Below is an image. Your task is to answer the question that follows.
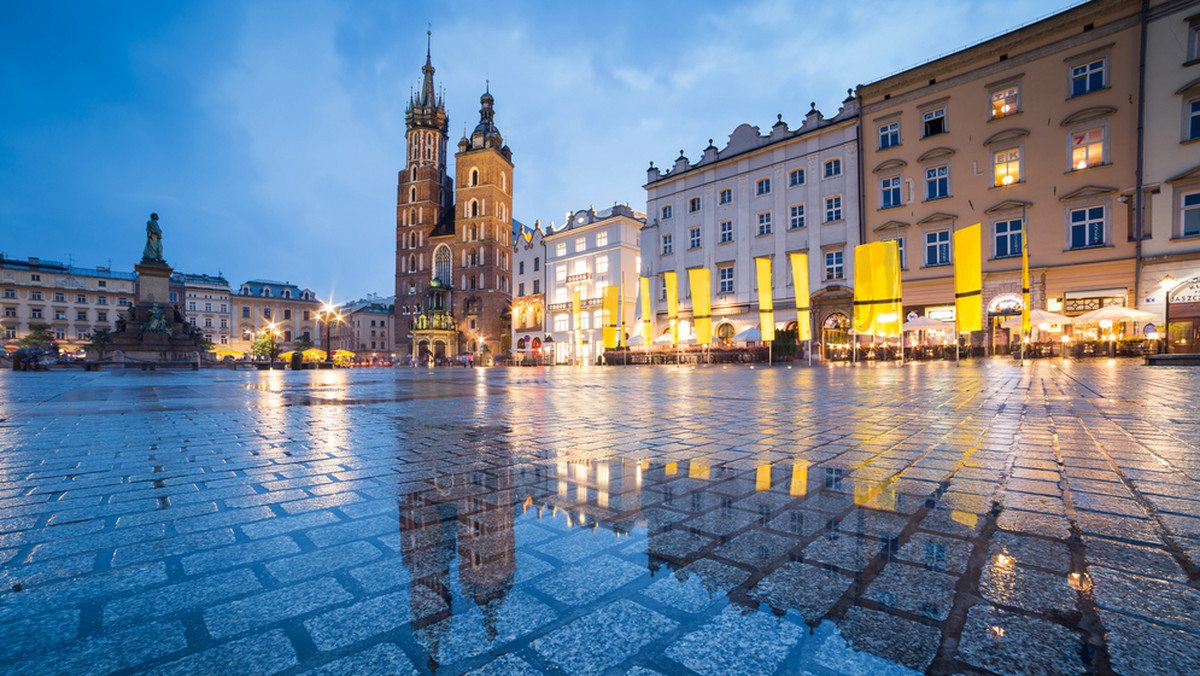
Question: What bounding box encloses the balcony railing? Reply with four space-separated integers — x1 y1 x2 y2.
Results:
547 297 603 311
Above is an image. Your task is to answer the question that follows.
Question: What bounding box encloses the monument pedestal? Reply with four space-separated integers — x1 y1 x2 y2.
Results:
106 260 205 362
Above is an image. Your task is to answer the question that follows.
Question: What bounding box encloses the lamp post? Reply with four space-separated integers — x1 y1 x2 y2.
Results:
319 303 339 366
1160 275 1176 354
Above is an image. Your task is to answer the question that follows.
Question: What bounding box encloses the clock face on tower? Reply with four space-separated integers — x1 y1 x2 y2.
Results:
577 215 586 224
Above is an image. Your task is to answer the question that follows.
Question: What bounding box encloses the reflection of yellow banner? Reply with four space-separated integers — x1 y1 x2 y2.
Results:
665 271 679 343
954 224 983 333
755 257 775 341
790 462 808 497
1021 236 1031 334
572 290 582 351
756 463 771 491
602 285 619 348
688 460 710 480
639 276 652 345
688 268 711 345
853 241 902 336
789 252 811 341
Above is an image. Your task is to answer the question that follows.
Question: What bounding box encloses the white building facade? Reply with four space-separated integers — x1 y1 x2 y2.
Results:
511 223 547 361
177 273 232 346
641 100 861 355
545 205 645 364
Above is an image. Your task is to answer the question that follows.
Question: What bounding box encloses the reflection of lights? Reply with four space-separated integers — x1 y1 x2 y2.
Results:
574 463 587 482
995 553 1012 567
523 496 533 513
1099 319 1113 329
597 462 609 487
557 461 567 477
988 625 1006 639
557 480 567 496
665 462 678 476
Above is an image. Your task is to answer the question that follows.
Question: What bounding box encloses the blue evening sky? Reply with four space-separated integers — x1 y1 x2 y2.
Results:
1 0 1083 302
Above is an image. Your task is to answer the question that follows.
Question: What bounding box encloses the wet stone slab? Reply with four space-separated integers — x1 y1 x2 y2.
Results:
0 362 1197 674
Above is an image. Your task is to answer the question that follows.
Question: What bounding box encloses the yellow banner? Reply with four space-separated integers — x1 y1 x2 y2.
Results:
639 276 652 345
853 241 902 336
755 257 775 342
1021 235 1031 334
572 290 582 352
789 252 811 341
954 224 983 333
688 268 711 345
602 285 619 349
664 271 679 343
618 282 625 347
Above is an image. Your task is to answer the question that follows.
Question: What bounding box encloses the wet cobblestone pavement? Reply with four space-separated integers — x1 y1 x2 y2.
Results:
1 361 1198 675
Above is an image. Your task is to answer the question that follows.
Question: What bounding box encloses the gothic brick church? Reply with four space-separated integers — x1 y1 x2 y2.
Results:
395 37 513 363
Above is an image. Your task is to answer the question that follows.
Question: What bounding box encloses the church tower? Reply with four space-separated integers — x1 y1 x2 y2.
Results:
448 86 514 359
395 33 453 347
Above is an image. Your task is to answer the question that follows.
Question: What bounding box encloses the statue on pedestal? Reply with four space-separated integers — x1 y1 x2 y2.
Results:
143 213 164 263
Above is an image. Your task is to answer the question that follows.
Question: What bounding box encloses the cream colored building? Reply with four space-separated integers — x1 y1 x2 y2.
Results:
858 0 1143 352
231 280 321 353
176 273 232 346
337 295 396 361
1 255 135 353
1140 0 1200 352
511 223 547 361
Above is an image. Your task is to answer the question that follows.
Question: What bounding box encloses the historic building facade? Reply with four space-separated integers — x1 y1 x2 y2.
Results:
175 273 232 346
857 0 1144 352
545 205 645 364
230 280 320 353
394 41 514 363
642 102 860 357
336 295 396 361
512 223 546 361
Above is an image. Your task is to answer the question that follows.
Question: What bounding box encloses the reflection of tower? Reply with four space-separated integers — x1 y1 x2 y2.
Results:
457 465 516 642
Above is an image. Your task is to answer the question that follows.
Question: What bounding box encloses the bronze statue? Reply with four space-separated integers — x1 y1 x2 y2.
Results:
138 303 171 339
143 213 164 263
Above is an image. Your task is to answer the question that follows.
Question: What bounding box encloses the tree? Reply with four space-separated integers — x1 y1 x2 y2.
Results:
86 329 112 359
292 333 314 351
18 324 54 350
251 332 278 359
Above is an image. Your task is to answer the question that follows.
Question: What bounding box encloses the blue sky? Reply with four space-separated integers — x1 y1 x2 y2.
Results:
1 0 1082 302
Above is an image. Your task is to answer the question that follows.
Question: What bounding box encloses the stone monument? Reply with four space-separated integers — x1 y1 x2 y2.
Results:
106 213 207 362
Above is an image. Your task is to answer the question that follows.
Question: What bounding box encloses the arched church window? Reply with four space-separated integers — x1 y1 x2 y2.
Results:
470 200 479 218
410 187 416 203
411 167 417 181
434 245 452 286
471 169 479 186
409 254 416 273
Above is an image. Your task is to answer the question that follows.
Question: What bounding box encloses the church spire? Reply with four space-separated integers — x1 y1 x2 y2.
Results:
405 30 448 134
420 30 435 107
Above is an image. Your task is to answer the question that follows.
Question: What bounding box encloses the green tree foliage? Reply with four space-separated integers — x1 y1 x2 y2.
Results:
251 332 278 358
86 328 113 358
292 333 314 351
18 324 54 350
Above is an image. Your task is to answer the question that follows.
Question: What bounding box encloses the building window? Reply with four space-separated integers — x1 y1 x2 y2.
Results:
991 86 1019 118
575 237 586 253
188 301 196 311
1190 19 1200 61
689 227 701 249
925 230 951 266
1070 128 1104 170
263 307 271 319
120 297 130 307
534 257 540 271
31 291 42 301
718 266 734 294
596 255 609 274
922 109 946 137
556 265 566 282
756 178 771 195
98 280 106 287
662 205 673 220
54 292 65 302
994 148 1021 186
994 219 1023 258
30 273 41 281
435 245 452 285
662 234 673 255
76 294 87 303
689 196 701 213
824 159 841 178
242 306 250 318
283 309 292 320
97 311 107 322
31 308 42 319
77 331 87 340
881 176 902 209
789 169 805 186
1183 191 1200 237
596 232 608 247
54 310 66 320
757 212 772 236
719 220 733 243
554 314 569 332
5 307 16 317
76 310 87 321
890 237 907 270
878 122 899 149
556 242 566 256
205 302 212 312
533 279 540 294
55 329 65 340
518 260 525 275
824 196 842 223
1069 206 1105 249
1187 98 1200 141
1071 59 1105 97
2 289 14 298
925 166 949 200
789 204 805 230
719 188 732 204
824 251 844 280
518 282 525 297
96 296 106 305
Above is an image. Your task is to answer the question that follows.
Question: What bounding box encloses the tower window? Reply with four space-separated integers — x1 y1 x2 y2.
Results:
471 168 479 186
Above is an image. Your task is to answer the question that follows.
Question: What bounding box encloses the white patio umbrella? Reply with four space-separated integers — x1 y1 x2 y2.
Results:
626 334 646 346
1000 309 1074 329
1071 305 1158 324
651 332 675 345
732 326 762 343
902 316 951 331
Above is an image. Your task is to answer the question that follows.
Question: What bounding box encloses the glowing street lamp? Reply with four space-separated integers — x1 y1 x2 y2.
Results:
318 302 340 365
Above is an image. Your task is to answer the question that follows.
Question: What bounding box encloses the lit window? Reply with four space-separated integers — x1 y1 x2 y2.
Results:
556 242 566 256
925 166 949 200
689 196 701 212
1069 206 1105 249
1183 192 1200 237
789 169 805 186
556 265 566 282
1071 59 1105 97
879 122 899 149
881 176 902 208
824 159 841 178
824 251 844 280
922 109 946 137
719 220 733 243
1070 128 1104 170
991 86 1019 118
718 266 734 294
757 212 772 236
756 178 771 195
575 237 586 252
994 219 1023 258
596 256 609 274
689 227 701 249
789 204 805 229
824 196 842 222
662 205 673 220
662 233 673 255
719 188 732 204
554 314 569 331
994 148 1021 186
925 230 951 266
596 231 608 246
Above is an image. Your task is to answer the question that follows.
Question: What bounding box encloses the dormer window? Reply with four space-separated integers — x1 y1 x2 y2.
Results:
260 288 270 297
241 287 250 295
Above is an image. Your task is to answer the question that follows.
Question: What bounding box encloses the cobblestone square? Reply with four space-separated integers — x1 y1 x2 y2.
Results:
1 361 1198 675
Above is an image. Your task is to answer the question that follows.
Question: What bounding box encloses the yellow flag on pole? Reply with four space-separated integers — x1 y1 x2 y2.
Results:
853 241 902 336
954 224 983 333
789 253 811 341
618 282 625 347
664 271 679 343
1021 233 1031 334
571 290 582 356
639 276 652 345
602 285 619 349
755 257 775 342
688 268 712 345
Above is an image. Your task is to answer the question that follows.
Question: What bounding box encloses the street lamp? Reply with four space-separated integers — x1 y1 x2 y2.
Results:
318 303 340 365
263 321 280 362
